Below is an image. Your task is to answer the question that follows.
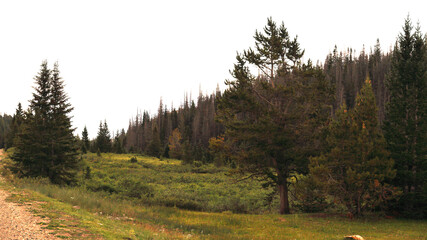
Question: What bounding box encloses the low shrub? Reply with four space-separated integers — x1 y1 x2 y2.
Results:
130 156 138 163
118 178 154 199
289 174 331 213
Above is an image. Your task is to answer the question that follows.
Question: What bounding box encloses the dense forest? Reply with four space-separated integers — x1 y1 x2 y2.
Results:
1 17 425 218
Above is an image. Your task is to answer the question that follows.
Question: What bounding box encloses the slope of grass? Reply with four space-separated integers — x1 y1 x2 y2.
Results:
81 153 276 214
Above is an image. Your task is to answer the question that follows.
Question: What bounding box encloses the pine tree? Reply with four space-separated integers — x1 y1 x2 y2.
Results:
383 17 427 218
81 126 89 153
218 18 332 214
311 78 395 216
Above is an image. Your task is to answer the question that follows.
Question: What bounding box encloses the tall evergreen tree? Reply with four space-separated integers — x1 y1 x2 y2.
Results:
11 61 80 184
218 18 333 214
113 130 123 154
81 126 90 153
13 61 52 177
96 120 111 152
311 79 395 216
0 113 13 149
47 62 80 184
147 125 161 158
384 17 427 218
5 103 24 149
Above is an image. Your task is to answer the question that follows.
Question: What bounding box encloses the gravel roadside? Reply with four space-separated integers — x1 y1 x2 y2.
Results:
0 149 58 240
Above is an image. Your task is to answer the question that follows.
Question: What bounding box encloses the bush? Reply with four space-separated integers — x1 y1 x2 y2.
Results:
156 196 203 211
193 161 202 168
118 178 154 199
85 166 91 180
86 178 118 194
290 174 331 213
130 156 138 163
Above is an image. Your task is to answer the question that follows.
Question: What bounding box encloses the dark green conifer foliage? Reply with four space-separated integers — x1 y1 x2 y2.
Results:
113 130 123 154
13 61 52 178
96 120 111 152
81 126 89 153
218 18 333 214
147 125 161 158
311 79 395 216
5 103 24 149
0 113 13 149
384 17 427 218
48 62 79 184
11 61 80 184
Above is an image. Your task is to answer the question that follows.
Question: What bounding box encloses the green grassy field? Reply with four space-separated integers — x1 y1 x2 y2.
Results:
81 153 275 213
1 151 426 239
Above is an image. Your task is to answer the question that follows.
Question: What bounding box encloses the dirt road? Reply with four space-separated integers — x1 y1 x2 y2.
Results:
0 149 57 240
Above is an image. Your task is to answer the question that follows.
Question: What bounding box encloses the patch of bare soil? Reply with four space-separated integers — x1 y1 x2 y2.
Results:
0 189 58 239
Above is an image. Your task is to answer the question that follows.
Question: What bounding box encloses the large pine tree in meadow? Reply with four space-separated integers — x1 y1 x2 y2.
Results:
12 61 80 184
384 17 427 218
218 18 333 214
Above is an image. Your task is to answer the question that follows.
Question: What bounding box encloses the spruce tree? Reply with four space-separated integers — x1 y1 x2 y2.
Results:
96 120 111 152
48 62 80 184
113 130 123 154
0 114 13 149
311 79 395 216
384 17 427 218
5 103 23 149
81 126 89 153
147 125 161 158
11 61 80 184
13 61 52 177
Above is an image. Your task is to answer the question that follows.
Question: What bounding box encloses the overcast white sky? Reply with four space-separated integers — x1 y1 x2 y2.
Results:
1 0 426 138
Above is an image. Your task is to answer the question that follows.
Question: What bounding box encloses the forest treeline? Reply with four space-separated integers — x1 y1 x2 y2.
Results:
1 17 425 218
86 39 393 164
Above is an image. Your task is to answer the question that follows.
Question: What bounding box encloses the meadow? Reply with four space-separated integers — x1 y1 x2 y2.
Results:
1 152 426 239
81 153 276 213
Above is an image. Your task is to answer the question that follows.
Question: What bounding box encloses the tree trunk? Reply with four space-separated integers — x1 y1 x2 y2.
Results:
278 180 290 214
272 158 290 214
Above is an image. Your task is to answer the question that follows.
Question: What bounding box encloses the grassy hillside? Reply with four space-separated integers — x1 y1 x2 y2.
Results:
1 151 426 239
82 153 276 213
